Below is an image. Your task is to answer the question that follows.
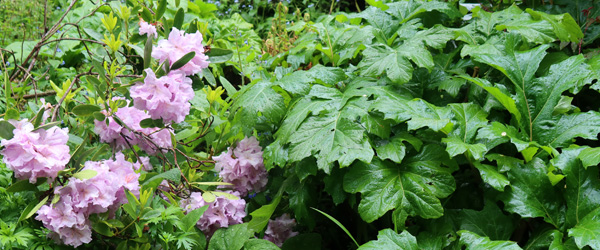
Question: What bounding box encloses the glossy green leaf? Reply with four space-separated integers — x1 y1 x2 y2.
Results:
230 81 286 133
524 229 564 250
343 145 455 224
358 229 418 250
6 179 38 192
472 162 509 191
172 8 184 29
456 200 516 240
207 223 254 250
248 195 281 233
568 207 600 250
170 51 196 71
458 231 521 250
71 104 101 116
243 239 280 250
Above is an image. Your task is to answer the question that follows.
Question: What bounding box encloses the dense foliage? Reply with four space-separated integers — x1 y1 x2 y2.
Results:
2 0 600 249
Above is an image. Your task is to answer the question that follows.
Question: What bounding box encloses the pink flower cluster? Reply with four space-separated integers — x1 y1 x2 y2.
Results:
36 153 142 247
1 120 70 183
139 20 157 38
130 70 194 123
264 214 299 247
213 136 268 196
152 28 210 76
180 191 246 236
94 104 172 155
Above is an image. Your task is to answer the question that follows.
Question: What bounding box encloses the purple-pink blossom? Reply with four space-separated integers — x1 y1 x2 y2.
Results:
0 119 70 183
94 104 172 155
213 136 267 196
36 152 142 247
151 27 209 76
264 214 299 247
139 20 158 38
180 191 246 236
130 69 194 123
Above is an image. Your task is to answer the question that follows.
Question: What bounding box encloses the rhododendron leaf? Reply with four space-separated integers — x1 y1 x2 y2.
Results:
181 205 209 232
5 108 19 120
6 179 38 193
143 168 182 189
73 169 98 180
23 196 48 221
208 223 254 250
173 8 185 29
32 107 45 128
248 195 281 233
0 120 15 139
244 239 280 250
92 221 114 237
206 48 234 64
140 118 165 128
92 111 105 121
458 231 521 250
170 51 196 71
72 104 101 116
155 0 167 21
143 36 153 69
358 229 418 250
343 145 455 224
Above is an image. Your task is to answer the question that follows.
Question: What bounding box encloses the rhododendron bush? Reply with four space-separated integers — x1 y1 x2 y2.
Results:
2 0 600 249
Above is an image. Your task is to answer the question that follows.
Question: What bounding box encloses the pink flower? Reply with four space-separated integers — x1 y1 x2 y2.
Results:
93 104 173 155
180 191 246 236
130 69 194 123
139 20 158 38
152 27 209 76
264 214 299 247
35 152 143 247
213 136 268 196
1 119 70 183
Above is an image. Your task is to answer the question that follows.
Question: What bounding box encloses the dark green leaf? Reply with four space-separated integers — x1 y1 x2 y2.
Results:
568 207 600 249
181 205 209 232
155 0 167 20
24 196 48 221
172 8 184 29
244 239 280 250
343 146 455 224
5 108 19 120
32 107 45 128
144 36 153 69
472 162 509 191
72 104 101 116
281 233 322 250
206 48 233 64
6 179 38 192
455 200 516 240
170 51 196 71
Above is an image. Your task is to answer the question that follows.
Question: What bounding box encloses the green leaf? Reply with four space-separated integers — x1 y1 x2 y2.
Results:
472 162 509 191
143 168 181 190
386 1 461 23
6 179 38 192
375 136 406 164
343 146 455 224
230 81 286 132
312 207 359 247
181 205 208 232
458 231 521 250
139 118 165 128
524 229 564 250
71 104 101 116
5 108 20 120
248 195 281 233
32 107 46 128
536 111 600 148
568 207 600 250
170 51 196 71
243 239 280 250
525 9 583 43
358 229 418 250
24 196 48 221
172 8 184 29
0 118 16 139
443 137 487 160
371 98 453 133
144 36 153 69
553 148 600 229
206 48 234 64
579 147 600 168
499 158 565 228
207 223 254 250
155 0 167 20
461 76 521 124
72 169 98 180
455 200 516 240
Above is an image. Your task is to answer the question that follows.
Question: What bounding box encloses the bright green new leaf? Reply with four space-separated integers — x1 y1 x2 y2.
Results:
73 169 98 180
